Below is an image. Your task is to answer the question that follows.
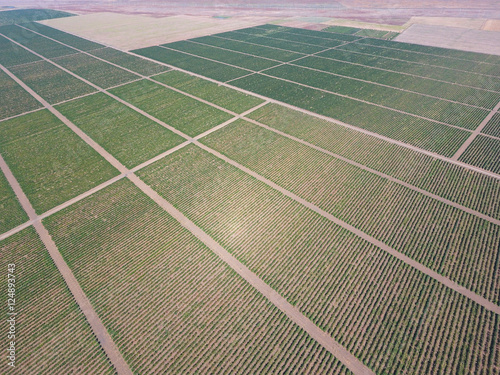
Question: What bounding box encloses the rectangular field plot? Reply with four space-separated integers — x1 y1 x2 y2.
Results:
201 119 500 303
323 25 361 34
132 46 250 82
138 144 499 375
0 169 28 233
293 55 500 110
0 227 116 374
247 103 500 220
110 80 233 137
318 47 500 92
20 22 104 51
51 52 139 89
191 35 305 62
229 73 471 156
10 60 96 104
0 35 41 67
263 64 488 129
0 69 42 120
0 24 77 59
56 93 186 168
161 41 279 71
0 110 119 213
459 135 500 174
483 112 500 138
264 25 361 42
43 178 349 375
0 9 73 26
152 70 263 113
89 47 170 76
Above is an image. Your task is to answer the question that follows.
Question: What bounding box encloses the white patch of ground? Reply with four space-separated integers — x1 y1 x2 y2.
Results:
41 13 274 50
404 16 487 29
483 19 500 31
394 24 500 56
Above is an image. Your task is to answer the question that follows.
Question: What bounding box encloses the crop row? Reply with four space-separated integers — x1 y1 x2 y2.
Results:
251 24 360 42
0 69 41 120
0 110 118 213
55 92 186 168
293 55 500 110
0 8 73 26
0 34 41 67
247 103 500 219
20 22 104 51
10 60 97 104
51 52 140 89
0 24 76 59
44 178 350 375
341 41 500 77
201 119 500 303
317 47 500 93
137 144 499 374
0 227 116 374
132 46 250 82
459 135 500 174
152 70 264 114
228 73 470 156
263 63 489 129
0 169 28 233
161 41 279 71
483 112 500 138
109 79 233 137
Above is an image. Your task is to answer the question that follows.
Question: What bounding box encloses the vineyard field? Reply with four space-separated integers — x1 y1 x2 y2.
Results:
109 79 233 136
0 69 42 120
459 135 500 174
265 25 361 42
0 9 73 26
483 113 500 138
51 52 140 89
43 178 351 375
89 47 170 76
0 169 28 233
0 110 118 213
10 60 96 104
229 73 470 156
263 63 488 129
0 24 77 59
137 144 499 374
132 46 251 82
322 25 362 34
55 92 186 168
0 227 116 374
152 70 264 113
0 35 41 67
247 103 500 219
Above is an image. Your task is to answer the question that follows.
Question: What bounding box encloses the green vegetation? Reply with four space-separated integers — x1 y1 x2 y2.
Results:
0 110 119 213
10 60 96 104
0 169 28 233
0 34 40 67
162 40 279 71
0 69 41 120
0 227 116 374
132 46 250 82
138 144 498 374
0 24 76 58
201 119 500 303
152 70 263 113
459 135 500 174
483 113 500 138
44 178 350 375
355 29 394 39
52 52 139 89
322 25 361 34
56 93 186 168
0 9 74 26
89 47 170 76
256 24 361 42
20 22 103 51
110 79 233 137
229 73 470 156
247 103 500 219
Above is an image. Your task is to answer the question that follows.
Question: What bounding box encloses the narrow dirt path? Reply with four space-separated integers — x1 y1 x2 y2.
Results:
452 100 500 160
0 154 133 375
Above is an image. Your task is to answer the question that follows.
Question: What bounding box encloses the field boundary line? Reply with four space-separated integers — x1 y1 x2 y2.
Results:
195 141 500 315
0 150 133 375
127 50 500 181
240 116 500 226
251 25 363 44
0 107 44 123
452 100 500 160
